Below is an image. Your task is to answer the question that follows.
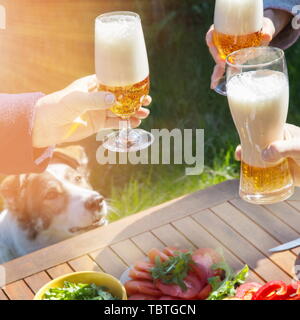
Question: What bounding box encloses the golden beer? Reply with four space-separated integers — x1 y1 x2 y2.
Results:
98 76 150 119
241 160 293 195
213 30 262 60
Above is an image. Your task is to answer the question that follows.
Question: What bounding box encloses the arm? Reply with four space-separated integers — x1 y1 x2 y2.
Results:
264 0 300 49
0 92 53 175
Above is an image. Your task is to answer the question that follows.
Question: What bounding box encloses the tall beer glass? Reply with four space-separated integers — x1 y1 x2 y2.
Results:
95 11 153 152
226 47 294 204
213 0 263 95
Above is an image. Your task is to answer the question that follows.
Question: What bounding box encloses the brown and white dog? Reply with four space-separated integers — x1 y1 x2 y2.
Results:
0 146 108 264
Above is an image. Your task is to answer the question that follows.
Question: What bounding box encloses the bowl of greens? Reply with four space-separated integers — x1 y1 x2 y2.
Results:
34 271 127 300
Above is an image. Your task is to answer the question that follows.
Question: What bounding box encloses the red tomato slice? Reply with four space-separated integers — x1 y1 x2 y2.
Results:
125 280 162 297
159 296 184 300
148 248 169 264
236 282 261 300
134 261 154 272
128 294 158 300
129 268 153 281
155 274 202 299
197 284 212 300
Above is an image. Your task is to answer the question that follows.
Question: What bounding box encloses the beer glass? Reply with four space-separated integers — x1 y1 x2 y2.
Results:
225 47 294 204
95 11 154 152
213 0 263 95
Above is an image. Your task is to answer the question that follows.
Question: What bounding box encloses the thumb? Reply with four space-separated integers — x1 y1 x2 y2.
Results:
262 139 300 163
62 91 116 113
261 17 275 45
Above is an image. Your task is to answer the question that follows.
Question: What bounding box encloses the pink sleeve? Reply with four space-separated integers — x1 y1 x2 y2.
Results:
0 92 53 174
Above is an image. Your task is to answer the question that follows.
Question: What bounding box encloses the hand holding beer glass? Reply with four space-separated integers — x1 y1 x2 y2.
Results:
225 47 294 204
95 11 153 152
212 0 265 94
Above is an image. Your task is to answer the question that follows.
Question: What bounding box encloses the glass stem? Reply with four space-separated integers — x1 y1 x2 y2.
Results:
119 119 131 141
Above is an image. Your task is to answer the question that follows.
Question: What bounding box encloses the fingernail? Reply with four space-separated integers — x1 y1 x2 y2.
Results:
105 93 115 105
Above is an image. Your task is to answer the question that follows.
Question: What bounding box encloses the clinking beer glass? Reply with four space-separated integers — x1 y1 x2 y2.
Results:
225 47 294 204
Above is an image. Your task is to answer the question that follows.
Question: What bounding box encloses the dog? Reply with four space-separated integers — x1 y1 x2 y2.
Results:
0 146 108 264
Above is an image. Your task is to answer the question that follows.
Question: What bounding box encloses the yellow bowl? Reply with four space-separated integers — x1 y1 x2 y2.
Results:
34 271 127 300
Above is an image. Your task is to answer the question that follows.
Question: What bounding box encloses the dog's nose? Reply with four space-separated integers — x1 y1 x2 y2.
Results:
85 195 104 212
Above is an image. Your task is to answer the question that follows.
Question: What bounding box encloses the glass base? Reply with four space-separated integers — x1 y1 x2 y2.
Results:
103 129 154 153
214 76 227 96
240 184 294 205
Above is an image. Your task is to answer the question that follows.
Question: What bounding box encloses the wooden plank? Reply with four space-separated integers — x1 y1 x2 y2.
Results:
173 217 264 284
0 289 8 300
3 280 34 300
193 209 292 283
90 247 127 278
211 202 296 278
24 272 52 294
0 180 238 285
230 199 300 255
152 224 196 250
111 240 145 266
68 255 102 272
132 232 166 253
264 202 300 232
47 263 74 279
287 200 300 212
287 187 300 201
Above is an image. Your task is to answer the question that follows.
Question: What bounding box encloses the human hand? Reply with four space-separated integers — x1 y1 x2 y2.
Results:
206 17 275 89
235 124 300 186
32 75 151 148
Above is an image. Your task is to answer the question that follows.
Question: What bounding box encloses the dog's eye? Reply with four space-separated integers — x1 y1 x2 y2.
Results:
75 176 82 183
45 190 59 200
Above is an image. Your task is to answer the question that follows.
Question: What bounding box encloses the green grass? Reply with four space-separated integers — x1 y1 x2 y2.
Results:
84 0 300 222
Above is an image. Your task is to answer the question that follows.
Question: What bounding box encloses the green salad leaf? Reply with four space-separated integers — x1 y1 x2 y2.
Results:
207 264 249 300
43 281 118 300
150 251 195 291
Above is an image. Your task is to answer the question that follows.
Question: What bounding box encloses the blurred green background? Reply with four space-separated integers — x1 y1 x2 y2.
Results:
86 0 300 221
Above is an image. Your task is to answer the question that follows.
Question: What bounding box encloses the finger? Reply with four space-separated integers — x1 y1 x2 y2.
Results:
235 145 242 161
61 91 116 115
261 17 275 45
262 139 300 164
142 95 152 106
134 107 150 119
206 25 215 47
211 64 225 89
106 107 150 119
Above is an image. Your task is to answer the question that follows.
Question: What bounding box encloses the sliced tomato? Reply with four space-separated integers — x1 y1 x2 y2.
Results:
125 280 162 297
128 294 158 300
129 268 153 281
134 261 154 272
197 283 212 300
193 248 223 264
163 247 189 257
253 281 287 300
148 248 169 264
159 296 184 300
235 282 261 300
155 273 202 299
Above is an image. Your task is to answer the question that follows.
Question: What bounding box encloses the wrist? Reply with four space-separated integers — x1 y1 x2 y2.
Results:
264 9 292 38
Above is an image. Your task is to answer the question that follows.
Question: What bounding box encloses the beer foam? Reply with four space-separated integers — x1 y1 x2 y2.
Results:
95 14 149 86
227 70 288 102
214 0 263 35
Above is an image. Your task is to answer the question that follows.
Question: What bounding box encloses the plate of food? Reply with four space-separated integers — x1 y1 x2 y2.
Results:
120 246 249 300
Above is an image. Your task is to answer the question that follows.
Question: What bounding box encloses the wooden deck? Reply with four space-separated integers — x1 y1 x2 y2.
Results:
1 179 300 300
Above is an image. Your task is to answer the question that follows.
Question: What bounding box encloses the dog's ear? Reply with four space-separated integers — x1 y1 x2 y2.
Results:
0 175 20 203
52 145 88 169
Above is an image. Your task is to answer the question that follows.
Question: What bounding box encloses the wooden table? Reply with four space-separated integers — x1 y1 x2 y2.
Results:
1 179 300 300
